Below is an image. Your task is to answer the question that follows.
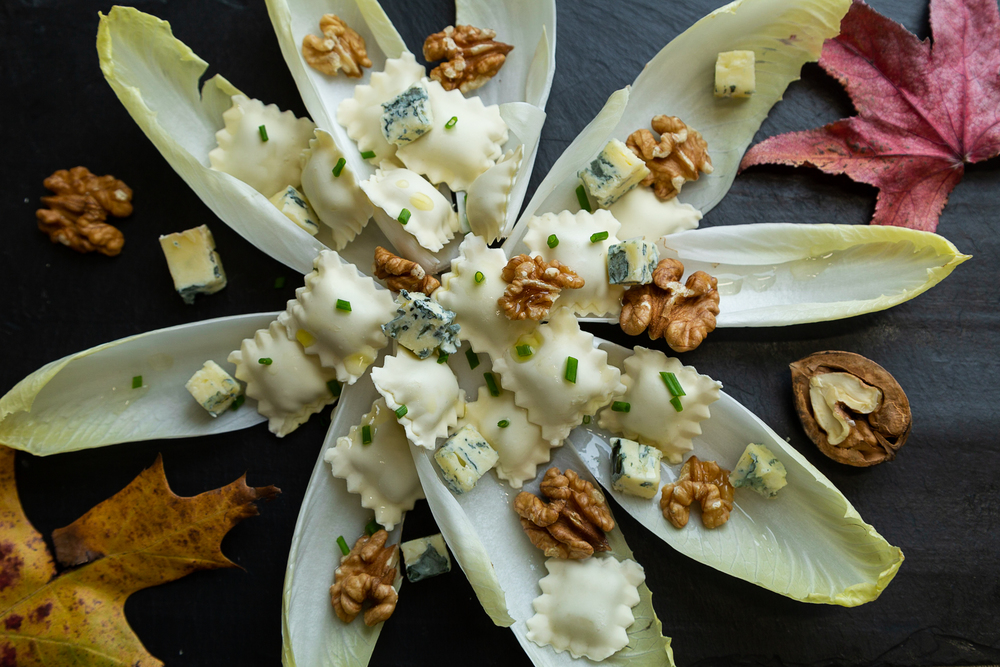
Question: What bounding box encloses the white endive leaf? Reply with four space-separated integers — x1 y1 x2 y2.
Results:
282 372 403 667
0 313 277 456
572 342 904 607
515 0 851 224
498 102 547 238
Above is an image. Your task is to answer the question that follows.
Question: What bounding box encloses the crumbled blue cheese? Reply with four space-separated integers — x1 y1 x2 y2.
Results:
400 533 451 582
714 50 756 98
268 185 320 235
380 82 434 146
610 437 662 499
729 443 787 498
382 290 461 359
158 224 227 304
434 424 499 494
578 139 650 208
185 360 242 417
607 239 659 285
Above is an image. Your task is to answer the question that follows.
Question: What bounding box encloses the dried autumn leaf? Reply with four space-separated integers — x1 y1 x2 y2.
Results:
740 0 1000 231
0 448 278 666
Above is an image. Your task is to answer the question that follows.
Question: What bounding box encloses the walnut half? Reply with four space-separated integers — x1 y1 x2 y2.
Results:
627 115 713 200
373 246 440 295
660 456 734 529
423 25 513 93
499 254 584 321
302 14 372 78
513 468 614 559
330 529 399 626
790 351 911 467
36 166 133 256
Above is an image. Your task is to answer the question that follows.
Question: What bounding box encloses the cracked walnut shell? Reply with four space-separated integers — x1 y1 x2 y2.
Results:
330 529 399 626
619 258 719 352
423 24 514 93
36 166 133 256
627 115 713 200
302 14 372 78
660 456 734 529
513 467 614 559
790 351 911 467
373 246 440 295
499 254 584 321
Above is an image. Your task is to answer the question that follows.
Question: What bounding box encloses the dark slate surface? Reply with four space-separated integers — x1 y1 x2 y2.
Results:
2 0 998 665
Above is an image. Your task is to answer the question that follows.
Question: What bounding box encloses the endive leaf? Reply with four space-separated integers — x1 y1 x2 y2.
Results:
0 313 277 456
516 0 851 224
572 342 904 607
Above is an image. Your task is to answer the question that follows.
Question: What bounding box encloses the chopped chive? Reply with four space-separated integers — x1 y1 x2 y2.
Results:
332 157 346 177
547 234 559 248
360 150 376 159
258 125 269 141
576 184 592 213
327 380 342 397
497 419 510 428
361 424 372 444
230 394 246 411
395 405 408 418
398 208 411 225
474 271 485 284
515 344 533 358
131 375 142 389
336 299 352 312
611 401 631 413
437 352 450 364
670 396 684 412
258 358 273 365
564 356 578 384
590 231 609 243
365 519 382 535
337 535 350 555
484 372 500 397
660 371 686 397
274 276 286 289
445 116 458 129
466 349 480 370
582 415 591 425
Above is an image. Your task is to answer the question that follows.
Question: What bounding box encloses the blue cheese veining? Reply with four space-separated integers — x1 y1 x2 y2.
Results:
400 534 451 582
434 424 499 494
578 139 650 207
607 239 659 285
729 443 787 498
610 437 662 499
380 81 434 146
185 360 242 417
382 290 461 359
158 224 227 304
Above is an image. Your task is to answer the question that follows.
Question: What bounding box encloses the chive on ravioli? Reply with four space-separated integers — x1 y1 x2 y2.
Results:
299 129 373 249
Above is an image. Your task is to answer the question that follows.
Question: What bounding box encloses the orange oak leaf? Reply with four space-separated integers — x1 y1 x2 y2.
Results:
740 0 1000 232
0 447 279 666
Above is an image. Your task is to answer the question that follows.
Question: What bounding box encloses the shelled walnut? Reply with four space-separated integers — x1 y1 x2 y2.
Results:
36 166 133 256
513 467 614 559
302 14 372 77
373 246 440 294
627 115 713 200
330 529 399 626
499 254 584 320
619 258 719 352
790 351 911 467
660 456 734 529
423 25 513 93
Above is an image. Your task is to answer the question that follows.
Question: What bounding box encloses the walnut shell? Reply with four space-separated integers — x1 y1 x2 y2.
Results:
790 351 911 467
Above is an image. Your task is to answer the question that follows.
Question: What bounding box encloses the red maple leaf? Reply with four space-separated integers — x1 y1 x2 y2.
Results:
740 0 1000 232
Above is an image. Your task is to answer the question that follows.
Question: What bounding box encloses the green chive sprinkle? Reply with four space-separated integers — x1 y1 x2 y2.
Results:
611 401 631 413
445 116 458 129
336 299 352 312
131 375 142 389
395 405 408 418
576 184 592 213
258 125 269 142
437 352 450 364
582 415 591 425
466 349 480 370
474 271 485 284
327 380 342 397
332 157 346 177
337 536 350 555
230 394 246 411
660 371 686 397
565 356 578 384
365 519 381 536
361 424 372 445
361 150 376 159
547 234 559 248
670 396 684 412
484 372 500 397
258 358 273 365
498 419 510 428
590 231 609 243
274 276 286 289
398 208 411 225
515 344 533 358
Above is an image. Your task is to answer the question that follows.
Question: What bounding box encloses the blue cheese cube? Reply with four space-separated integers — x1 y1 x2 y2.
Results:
610 437 662 499
269 185 320 236
382 290 461 359
158 225 227 304
434 424 499 494
729 443 787 498
714 50 756 98
400 533 451 582
185 360 242 417
381 82 434 146
607 239 659 285
578 139 651 208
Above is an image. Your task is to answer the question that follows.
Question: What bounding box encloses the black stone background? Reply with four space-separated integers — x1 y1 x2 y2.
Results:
1 0 998 665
